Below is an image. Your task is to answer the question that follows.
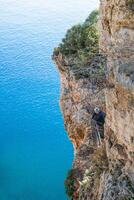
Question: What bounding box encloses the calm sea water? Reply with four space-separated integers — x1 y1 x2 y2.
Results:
0 0 99 199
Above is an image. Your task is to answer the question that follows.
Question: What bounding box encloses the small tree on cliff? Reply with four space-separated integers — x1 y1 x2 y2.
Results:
59 24 84 55
58 9 99 63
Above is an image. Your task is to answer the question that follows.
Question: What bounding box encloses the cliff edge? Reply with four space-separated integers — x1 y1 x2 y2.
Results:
53 1 134 199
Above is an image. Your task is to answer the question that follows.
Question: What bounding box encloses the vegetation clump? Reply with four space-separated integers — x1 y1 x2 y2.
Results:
54 10 99 65
64 168 80 199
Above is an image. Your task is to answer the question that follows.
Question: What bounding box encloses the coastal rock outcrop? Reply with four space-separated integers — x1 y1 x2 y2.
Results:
53 53 106 150
53 0 134 199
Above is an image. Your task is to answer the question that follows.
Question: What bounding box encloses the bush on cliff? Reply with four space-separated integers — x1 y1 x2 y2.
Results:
64 169 80 198
57 10 99 64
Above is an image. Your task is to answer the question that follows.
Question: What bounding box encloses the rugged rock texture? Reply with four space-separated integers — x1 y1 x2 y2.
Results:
53 52 107 199
53 0 134 199
99 0 134 199
53 53 106 150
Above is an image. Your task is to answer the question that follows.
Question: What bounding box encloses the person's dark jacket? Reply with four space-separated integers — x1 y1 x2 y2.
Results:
92 111 106 126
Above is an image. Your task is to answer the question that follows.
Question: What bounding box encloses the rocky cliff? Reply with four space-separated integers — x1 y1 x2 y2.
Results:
53 0 134 199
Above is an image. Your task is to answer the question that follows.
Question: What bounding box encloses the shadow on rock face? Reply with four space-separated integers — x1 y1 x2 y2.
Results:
126 0 134 11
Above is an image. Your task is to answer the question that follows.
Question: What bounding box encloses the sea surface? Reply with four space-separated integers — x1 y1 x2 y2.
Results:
0 0 99 199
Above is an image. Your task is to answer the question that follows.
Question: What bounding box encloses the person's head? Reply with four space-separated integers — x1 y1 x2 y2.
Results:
94 107 100 114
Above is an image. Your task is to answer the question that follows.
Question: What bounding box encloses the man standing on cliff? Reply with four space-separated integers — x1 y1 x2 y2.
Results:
92 107 106 140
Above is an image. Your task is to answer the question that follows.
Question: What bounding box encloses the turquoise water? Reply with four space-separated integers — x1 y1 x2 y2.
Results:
0 0 99 199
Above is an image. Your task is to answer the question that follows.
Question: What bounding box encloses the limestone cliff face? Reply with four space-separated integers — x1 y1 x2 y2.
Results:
53 53 107 199
53 54 106 150
53 0 134 199
99 0 134 199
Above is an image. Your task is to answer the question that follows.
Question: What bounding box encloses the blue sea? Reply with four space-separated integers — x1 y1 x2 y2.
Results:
0 0 99 199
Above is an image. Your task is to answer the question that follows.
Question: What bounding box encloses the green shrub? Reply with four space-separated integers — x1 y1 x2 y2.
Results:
64 169 79 198
84 10 99 26
58 10 99 64
59 24 83 56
